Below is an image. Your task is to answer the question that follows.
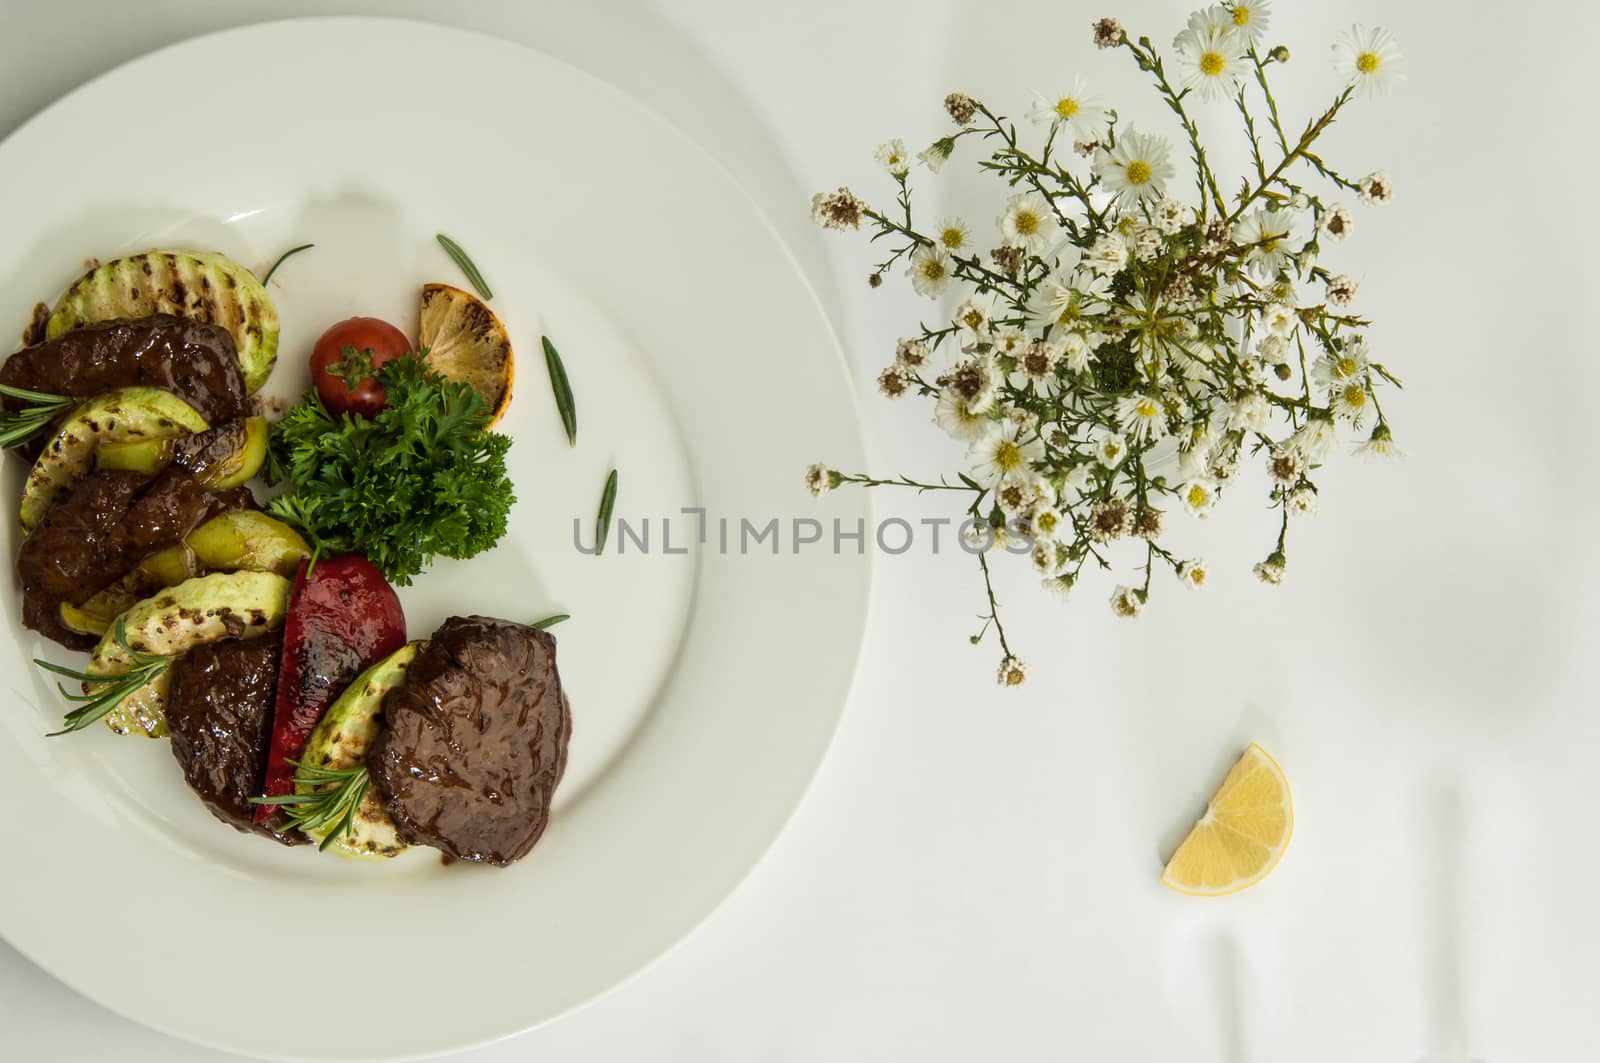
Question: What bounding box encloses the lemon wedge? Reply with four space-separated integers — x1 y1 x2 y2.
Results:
418 283 513 427
1161 743 1293 896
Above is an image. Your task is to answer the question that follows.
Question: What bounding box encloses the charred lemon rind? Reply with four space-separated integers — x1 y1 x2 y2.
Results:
418 282 513 426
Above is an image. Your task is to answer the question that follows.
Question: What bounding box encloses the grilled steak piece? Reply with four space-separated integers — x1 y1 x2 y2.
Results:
367 616 572 866
1 314 247 426
167 632 303 845
16 467 253 649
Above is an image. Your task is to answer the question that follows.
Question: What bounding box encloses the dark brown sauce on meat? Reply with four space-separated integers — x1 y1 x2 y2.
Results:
15 468 252 649
166 633 303 846
367 616 572 867
0 314 247 426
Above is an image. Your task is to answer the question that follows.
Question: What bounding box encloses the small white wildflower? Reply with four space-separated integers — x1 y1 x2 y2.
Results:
1117 392 1169 443
934 387 991 442
811 187 866 231
1154 198 1191 235
953 293 997 342
1227 391 1272 431
1329 380 1373 428
1042 573 1076 599
1086 231 1129 276
1320 203 1355 240
1062 463 1094 494
1003 405 1040 433
804 463 834 497
967 421 1045 487
1094 433 1128 469
1267 447 1303 484
1110 585 1145 618
1060 331 1092 374
1176 558 1209 589
995 473 1049 516
1133 223 1164 262
877 364 910 398
1028 76 1109 142
1286 484 1319 515
1311 337 1370 391
1291 417 1338 460
1092 17 1124 49
1359 170 1393 205
1256 333 1290 366
1030 541 1060 575
918 138 954 173
997 655 1029 687
1174 7 1249 102
1355 422 1403 459
1030 504 1066 542
1253 552 1287 585
895 337 931 370
1234 209 1301 279
1260 301 1298 338
1224 0 1273 46
934 217 971 254
1326 274 1359 307
1094 129 1175 206
999 193 1060 256
1180 478 1219 518
1333 25 1405 98
874 139 911 176
907 246 954 298
1016 338 1061 384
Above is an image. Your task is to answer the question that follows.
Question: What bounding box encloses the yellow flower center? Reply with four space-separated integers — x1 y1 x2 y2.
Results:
1189 567 1207 585
1126 160 1152 185
1055 97 1080 119
1336 356 1357 377
920 258 946 281
1343 384 1367 407
1357 51 1380 74
1003 667 1025 686
1200 51 1226 77
994 440 1023 470
963 309 984 328
1136 398 1159 419
1038 512 1059 534
1187 485 1208 507
940 227 965 249
1231 7 1249 26
1015 210 1039 235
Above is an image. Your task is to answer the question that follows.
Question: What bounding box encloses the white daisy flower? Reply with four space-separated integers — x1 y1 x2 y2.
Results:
1027 269 1106 329
1030 541 1060 576
1174 7 1249 102
1325 275 1358 307
1154 198 1191 235
1291 416 1338 460
953 293 998 342
995 473 1049 516
1223 0 1272 46
1117 392 1169 443
1060 331 1092 374
918 139 954 173
877 364 910 398
967 421 1045 487
1015 339 1061 384
1359 170 1394 205
998 193 1060 255
1320 203 1355 240
874 139 911 176
992 326 1028 359
1286 485 1319 515
1180 479 1219 517
1329 380 1373 427
1311 337 1370 391
1253 553 1286 585
1030 504 1067 542
935 217 972 254
803 463 834 497
1003 405 1040 433
1355 422 1404 459
1227 390 1271 431
1042 573 1076 599
1332 25 1405 98
1256 333 1290 365
1267 447 1303 485
1133 223 1164 262
1110 585 1145 618
1028 76 1110 142
1176 558 1209 589
1086 231 1129 276
934 387 992 442
997 656 1029 687
1094 130 1175 206
907 246 954 298
1233 208 1301 279
1260 301 1298 337
1095 432 1129 469
895 337 931 370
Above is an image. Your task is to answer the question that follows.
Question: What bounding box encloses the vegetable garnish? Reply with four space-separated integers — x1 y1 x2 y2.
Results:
0 381 73 449
530 613 570 630
249 759 369 852
260 242 314 285
33 619 168 736
594 468 619 556
265 355 515 585
435 233 493 300
541 337 577 446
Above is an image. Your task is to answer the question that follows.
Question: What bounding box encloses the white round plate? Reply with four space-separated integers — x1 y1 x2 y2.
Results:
0 18 869 1061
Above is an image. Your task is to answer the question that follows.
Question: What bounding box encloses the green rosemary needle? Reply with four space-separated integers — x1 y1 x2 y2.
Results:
34 619 168 736
249 759 369 851
530 613 570 630
594 468 618 556
541 336 577 446
0 382 74 449
260 242 314 285
435 233 493 300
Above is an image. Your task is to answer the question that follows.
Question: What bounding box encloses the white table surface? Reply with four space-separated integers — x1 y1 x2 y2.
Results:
3 0 1596 1060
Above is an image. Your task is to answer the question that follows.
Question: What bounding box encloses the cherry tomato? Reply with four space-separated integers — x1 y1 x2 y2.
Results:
309 317 412 418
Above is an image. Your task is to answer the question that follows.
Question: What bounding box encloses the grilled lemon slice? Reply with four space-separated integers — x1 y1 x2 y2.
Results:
418 283 512 427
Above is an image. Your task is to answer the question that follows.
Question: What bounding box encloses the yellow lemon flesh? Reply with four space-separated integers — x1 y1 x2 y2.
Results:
1161 743 1293 896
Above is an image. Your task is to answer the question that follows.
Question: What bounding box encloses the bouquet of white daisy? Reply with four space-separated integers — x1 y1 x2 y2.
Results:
807 3 1405 687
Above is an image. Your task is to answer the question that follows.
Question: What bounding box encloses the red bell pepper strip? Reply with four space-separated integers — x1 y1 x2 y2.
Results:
254 553 405 823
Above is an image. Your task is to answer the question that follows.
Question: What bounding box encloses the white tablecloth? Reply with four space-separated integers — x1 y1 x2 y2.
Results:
2 0 1594 1059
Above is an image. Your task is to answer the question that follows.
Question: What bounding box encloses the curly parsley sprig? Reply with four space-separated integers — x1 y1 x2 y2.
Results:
264 354 515 585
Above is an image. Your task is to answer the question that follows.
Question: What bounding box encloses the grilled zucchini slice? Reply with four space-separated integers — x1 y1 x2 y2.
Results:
46 250 279 392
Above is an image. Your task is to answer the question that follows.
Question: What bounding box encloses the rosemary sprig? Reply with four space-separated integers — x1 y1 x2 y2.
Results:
34 618 167 736
541 337 578 446
249 759 369 852
594 468 619 556
260 242 314 285
435 233 494 300
0 382 74 449
531 613 570 630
